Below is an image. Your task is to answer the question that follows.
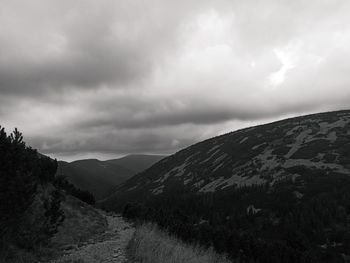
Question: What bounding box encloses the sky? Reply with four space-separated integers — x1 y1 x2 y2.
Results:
1 0 350 161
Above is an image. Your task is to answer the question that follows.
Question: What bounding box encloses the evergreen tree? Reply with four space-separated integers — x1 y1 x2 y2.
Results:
0 126 65 252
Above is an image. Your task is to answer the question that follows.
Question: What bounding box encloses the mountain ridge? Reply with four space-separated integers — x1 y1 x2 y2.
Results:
105 154 166 174
58 154 167 200
100 109 350 262
102 109 350 207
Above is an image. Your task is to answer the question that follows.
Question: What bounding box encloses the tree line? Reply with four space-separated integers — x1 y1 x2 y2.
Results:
0 126 95 260
122 173 350 263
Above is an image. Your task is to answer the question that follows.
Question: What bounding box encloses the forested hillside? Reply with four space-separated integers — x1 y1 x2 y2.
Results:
103 110 350 206
0 126 96 262
102 110 350 263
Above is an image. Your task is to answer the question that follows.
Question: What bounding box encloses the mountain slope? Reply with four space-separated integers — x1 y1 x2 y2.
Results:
106 154 166 174
57 159 134 200
58 155 166 200
102 109 350 207
101 110 350 262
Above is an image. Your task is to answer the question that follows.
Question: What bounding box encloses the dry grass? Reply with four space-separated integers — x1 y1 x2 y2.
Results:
43 195 108 261
128 223 231 263
1 194 107 262
0 242 37 263
51 195 107 247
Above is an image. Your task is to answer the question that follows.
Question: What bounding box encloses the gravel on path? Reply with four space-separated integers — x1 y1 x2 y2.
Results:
50 214 134 263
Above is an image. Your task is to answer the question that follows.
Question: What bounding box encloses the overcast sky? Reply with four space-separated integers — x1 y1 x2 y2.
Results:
1 0 350 161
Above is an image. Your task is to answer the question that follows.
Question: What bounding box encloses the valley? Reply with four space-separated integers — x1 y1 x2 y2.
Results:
2 1 350 262
57 154 166 200
1 109 350 263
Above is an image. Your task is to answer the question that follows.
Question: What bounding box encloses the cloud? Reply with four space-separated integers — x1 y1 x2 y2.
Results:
1 0 350 160
0 0 191 95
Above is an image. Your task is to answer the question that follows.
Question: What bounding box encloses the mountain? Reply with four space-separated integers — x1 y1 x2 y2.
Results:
0 126 133 263
102 110 350 206
106 154 166 174
58 154 166 200
0 127 72 261
101 110 350 262
57 159 134 200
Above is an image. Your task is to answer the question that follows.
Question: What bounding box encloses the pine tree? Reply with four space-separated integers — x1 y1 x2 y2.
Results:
0 127 37 240
0 126 64 251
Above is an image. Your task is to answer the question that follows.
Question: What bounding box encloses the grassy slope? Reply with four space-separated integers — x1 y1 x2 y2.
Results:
128 223 231 263
0 194 107 263
51 195 107 247
37 195 107 262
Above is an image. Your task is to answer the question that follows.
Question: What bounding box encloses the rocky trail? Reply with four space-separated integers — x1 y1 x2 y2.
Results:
50 214 135 263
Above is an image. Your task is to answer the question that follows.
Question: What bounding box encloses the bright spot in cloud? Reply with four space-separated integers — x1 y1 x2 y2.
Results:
184 9 234 50
269 40 304 86
269 46 298 86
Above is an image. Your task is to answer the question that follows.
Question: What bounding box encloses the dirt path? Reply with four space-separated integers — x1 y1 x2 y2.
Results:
50 214 135 263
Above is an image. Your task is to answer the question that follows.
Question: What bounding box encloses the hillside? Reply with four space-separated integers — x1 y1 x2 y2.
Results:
128 223 230 263
103 110 350 206
101 110 350 262
48 198 134 263
0 127 68 262
0 126 137 263
106 154 166 174
58 155 166 200
58 159 134 200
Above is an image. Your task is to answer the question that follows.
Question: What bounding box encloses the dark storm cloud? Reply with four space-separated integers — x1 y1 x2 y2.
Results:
0 0 190 95
76 99 243 129
29 126 198 157
0 45 148 94
75 96 323 131
1 0 350 160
